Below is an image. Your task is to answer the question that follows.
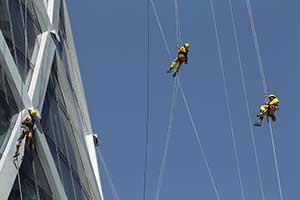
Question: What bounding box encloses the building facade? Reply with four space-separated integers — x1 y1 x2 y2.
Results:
0 0 103 199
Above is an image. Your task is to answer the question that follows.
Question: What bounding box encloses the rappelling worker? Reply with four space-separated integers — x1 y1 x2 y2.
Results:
13 109 38 158
167 43 190 77
254 94 279 127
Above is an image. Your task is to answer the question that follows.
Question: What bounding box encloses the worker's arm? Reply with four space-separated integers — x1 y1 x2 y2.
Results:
20 116 29 128
269 98 279 105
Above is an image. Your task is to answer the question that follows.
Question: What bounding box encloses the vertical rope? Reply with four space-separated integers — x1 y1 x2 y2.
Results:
209 0 246 199
143 0 151 199
150 0 172 58
244 1 283 199
15 0 28 198
32 153 41 200
227 0 265 199
149 1 221 199
174 0 182 46
97 148 120 200
178 80 221 200
244 0 267 94
154 1 182 197
14 159 23 200
154 77 179 200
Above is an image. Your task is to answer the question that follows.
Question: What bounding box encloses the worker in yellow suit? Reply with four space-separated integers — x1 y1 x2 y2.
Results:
167 43 190 77
254 94 279 126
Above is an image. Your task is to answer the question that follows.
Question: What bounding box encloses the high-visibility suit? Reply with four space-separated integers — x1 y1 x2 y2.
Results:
254 96 279 126
167 43 189 77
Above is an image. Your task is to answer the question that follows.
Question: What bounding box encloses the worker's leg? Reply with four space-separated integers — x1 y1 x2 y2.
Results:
254 105 268 126
167 57 179 73
173 62 182 77
13 131 26 158
254 116 264 126
171 57 179 69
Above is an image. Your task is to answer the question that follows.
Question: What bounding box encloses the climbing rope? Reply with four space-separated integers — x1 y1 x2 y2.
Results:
143 0 151 199
150 0 172 58
244 1 284 200
97 147 120 200
15 0 29 198
154 76 179 200
32 148 41 200
209 0 246 199
13 158 23 200
174 0 182 46
150 1 221 199
178 80 221 200
227 0 265 199
154 1 182 199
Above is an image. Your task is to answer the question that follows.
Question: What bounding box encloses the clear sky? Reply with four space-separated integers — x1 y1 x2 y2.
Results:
67 0 300 199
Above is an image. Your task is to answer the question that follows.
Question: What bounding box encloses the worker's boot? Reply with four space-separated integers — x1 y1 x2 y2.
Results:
173 71 178 77
254 117 263 127
166 68 172 73
254 121 262 126
254 116 264 126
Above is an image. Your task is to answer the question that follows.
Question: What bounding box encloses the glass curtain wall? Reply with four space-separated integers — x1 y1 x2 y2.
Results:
8 152 53 200
0 0 42 84
0 64 19 157
41 65 91 200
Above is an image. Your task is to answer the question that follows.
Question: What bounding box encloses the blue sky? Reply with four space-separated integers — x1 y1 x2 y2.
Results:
67 0 300 199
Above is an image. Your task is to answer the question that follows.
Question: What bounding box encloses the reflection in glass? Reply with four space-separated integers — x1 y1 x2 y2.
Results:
0 65 18 155
8 153 53 200
41 66 92 199
0 0 42 82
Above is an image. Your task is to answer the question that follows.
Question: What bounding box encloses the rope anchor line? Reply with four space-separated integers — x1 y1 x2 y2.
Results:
245 0 284 199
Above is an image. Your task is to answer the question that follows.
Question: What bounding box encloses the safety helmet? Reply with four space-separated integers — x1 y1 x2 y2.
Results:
184 43 190 49
30 109 37 117
268 94 276 99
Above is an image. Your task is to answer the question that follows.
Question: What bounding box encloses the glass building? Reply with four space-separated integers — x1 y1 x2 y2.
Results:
0 0 103 199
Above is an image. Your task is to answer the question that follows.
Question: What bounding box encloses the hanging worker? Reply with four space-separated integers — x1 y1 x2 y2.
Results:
167 43 190 77
254 94 279 127
13 109 38 158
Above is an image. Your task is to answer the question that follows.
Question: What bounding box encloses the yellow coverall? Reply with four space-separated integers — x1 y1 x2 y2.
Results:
256 98 279 125
170 46 189 70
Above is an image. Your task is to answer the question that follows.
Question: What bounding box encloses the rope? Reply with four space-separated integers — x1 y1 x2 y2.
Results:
244 1 284 199
15 0 29 198
150 0 172 58
154 77 179 200
32 147 40 200
227 0 265 199
244 0 267 94
178 80 221 200
154 0 182 197
174 0 182 46
97 148 120 200
143 0 151 198
150 1 221 199
209 0 245 199
14 159 24 200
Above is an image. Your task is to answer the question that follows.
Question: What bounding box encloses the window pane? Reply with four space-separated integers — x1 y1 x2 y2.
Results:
0 65 18 155
7 0 41 82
